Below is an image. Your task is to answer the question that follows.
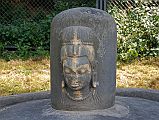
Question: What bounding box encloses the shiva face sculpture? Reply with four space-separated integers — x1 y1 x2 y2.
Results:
61 26 98 101
63 56 91 91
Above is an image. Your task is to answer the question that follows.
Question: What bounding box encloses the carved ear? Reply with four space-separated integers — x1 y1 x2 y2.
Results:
91 60 98 88
92 71 98 88
62 80 65 88
60 61 65 88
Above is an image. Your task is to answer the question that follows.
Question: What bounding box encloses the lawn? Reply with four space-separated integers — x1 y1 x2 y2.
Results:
0 57 159 96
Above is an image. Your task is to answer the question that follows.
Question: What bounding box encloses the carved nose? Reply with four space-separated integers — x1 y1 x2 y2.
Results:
72 72 78 77
73 45 76 56
72 45 79 56
72 80 78 84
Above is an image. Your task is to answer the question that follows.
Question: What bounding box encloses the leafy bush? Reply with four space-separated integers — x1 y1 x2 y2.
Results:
0 1 158 61
0 16 52 60
110 4 159 62
0 0 95 60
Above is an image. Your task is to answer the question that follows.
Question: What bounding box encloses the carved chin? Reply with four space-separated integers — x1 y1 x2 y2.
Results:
65 90 83 101
65 88 92 101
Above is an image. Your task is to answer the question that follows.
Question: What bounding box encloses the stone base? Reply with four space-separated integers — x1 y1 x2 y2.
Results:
0 88 159 120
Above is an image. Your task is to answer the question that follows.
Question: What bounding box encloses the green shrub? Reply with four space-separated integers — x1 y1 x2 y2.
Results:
0 1 158 61
0 16 52 60
110 4 159 62
0 0 95 60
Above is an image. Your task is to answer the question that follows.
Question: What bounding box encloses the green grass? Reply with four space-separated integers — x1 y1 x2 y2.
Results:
0 57 159 96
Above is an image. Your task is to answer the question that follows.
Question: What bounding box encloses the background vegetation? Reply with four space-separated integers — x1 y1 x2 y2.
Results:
0 0 158 61
110 4 159 62
0 57 158 96
0 0 159 96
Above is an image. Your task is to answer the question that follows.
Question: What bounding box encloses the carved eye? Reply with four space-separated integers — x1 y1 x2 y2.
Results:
77 68 87 74
64 67 72 74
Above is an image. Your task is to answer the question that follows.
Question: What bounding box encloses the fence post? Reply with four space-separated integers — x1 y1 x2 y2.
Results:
96 0 108 11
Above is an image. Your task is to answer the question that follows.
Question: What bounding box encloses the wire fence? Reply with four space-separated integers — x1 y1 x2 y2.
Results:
108 0 159 9
1 0 158 24
0 0 56 24
0 0 159 55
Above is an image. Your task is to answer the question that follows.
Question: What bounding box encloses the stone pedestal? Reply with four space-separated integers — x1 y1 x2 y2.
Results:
0 89 159 120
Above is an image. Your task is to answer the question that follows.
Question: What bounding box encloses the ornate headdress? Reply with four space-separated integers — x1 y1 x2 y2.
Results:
61 26 95 63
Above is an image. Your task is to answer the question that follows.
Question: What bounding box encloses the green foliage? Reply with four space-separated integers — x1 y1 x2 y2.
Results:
0 16 52 60
1 16 52 47
110 4 159 62
0 1 158 61
0 1 13 24
53 0 95 14
0 0 95 60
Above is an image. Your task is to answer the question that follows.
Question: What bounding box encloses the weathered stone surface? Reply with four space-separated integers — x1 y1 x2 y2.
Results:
1 88 159 108
116 88 159 102
0 91 50 108
0 89 159 120
1 96 159 120
50 7 117 111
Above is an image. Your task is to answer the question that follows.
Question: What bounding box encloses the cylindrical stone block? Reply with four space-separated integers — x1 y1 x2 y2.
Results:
50 7 117 111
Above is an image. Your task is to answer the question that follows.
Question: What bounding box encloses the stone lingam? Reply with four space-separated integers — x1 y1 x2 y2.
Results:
50 7 116 111
0 7 159 120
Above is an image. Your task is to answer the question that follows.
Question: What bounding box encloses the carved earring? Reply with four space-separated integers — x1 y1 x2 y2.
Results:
60 61 65 88
91 60 98 88
62 80 65 88
92 71 98 88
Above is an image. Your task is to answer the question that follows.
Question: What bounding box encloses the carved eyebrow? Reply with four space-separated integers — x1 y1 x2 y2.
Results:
63 64 89 69
63 65 72 69
63 66 75 73
63 64 91 73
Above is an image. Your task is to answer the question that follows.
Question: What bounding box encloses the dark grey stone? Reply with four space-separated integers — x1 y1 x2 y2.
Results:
0 96 159 120
0 88 159 108
1 88 159 108
0 91 50 108
0 89 159 120
116 88 159 102
50 7 117 111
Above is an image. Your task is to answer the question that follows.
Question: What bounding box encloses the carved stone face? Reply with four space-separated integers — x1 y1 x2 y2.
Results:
63 57 92 91
60 26 97 101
